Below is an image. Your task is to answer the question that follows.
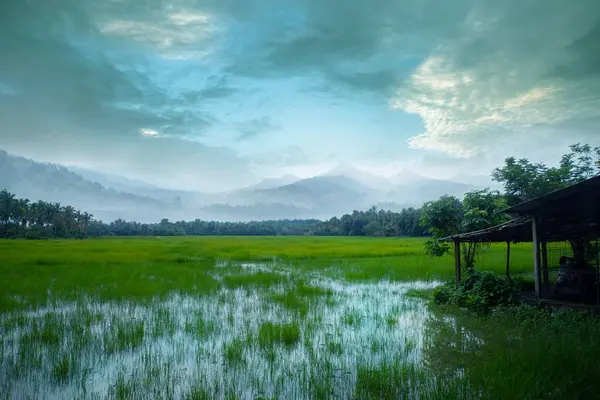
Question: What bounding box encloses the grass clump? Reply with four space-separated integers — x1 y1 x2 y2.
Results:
104 317 145 354
258 321 300 348
342 309 362 327
51 354 72 384
224 337 245 367
184 311 217 339
432 271 518 313
271 280 334 317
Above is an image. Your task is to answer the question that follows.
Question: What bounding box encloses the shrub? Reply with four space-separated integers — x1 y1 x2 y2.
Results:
433 271 518 313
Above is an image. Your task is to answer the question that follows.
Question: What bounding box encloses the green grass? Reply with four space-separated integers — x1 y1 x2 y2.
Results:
424 304 600 400
257 321 301 348
2 236 575 399
223 337 245 367
0 236 533 311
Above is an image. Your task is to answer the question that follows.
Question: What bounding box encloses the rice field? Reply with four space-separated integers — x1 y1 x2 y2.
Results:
4 236 590 399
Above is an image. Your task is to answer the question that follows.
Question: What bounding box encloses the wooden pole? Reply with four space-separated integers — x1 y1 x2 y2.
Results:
596 238 600 306
541 241 549 297
532 217 542 298
454 239 461 288
506 241 512 282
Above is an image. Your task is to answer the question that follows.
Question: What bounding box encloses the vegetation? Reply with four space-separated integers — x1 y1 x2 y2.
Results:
432 271 519 313
0 236 533 311
421 143 600 273
0 189 426 238
492 143 600 205
425 304 600 400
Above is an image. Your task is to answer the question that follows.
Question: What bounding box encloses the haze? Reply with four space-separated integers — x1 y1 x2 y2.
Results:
1 0 599 221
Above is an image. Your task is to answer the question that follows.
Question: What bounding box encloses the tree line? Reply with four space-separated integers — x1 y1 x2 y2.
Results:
1 143 598 240
0 192 427 239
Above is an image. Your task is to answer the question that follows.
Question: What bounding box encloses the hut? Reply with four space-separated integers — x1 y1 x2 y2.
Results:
447 175 600 306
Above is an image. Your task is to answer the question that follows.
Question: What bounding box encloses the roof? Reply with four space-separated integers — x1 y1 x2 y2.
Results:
502 175 600 218
442 218 532 243
445 217 600 243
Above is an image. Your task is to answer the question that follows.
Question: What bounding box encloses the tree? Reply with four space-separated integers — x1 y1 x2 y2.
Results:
0 189 16 237
492 143 600 205
420 190 509 271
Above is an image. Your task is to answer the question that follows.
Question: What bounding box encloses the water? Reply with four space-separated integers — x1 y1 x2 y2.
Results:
0 262 442 399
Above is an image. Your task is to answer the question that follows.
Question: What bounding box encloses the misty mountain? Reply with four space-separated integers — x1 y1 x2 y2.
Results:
238 174 301 191
0 150 182 222
240 175 372 213
68 166 160 192
321 163 388 189
0 149 477 222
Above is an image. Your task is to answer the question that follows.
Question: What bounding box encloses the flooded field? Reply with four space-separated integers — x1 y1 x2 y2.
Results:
4 237 598 399
1 260 442 398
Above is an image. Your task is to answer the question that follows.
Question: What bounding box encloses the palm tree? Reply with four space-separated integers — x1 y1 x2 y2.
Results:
0 190 16 236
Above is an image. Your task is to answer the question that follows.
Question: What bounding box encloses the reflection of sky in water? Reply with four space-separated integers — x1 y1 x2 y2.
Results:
1 263 443 399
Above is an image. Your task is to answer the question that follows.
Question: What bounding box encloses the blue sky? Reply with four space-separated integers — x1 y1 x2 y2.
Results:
1 0 599 191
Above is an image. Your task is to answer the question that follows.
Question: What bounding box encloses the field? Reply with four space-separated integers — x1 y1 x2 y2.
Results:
2 236 599 399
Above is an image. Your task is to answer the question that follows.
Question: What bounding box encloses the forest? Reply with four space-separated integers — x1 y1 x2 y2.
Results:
1 143 599 239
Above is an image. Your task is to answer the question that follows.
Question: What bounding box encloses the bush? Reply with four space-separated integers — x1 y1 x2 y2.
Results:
433 271 518 313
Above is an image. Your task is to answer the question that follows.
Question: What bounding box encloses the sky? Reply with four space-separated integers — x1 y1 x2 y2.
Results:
1 0 599 192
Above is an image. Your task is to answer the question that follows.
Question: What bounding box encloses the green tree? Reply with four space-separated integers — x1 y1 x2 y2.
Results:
492 143 600 205
420 190 509 271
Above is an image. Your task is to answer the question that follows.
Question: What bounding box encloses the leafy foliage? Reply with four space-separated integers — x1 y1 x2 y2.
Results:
420 189 508 269
492 143 600 205
432 271 518 313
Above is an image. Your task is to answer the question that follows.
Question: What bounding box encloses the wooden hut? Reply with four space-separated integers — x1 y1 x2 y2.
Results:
447 175 600 305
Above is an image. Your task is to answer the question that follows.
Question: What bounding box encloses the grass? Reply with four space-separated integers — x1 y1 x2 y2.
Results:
224 337 245 367
257 321 301 348
0 236 533 312
3 235 590 399
424 304 600 400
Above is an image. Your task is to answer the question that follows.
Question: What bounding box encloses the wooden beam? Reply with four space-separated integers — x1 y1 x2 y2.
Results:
454 239 461 287
532 217 542 298
541 241 549 297
506 241 512 282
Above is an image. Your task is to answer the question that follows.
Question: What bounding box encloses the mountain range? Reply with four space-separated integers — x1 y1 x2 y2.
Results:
0 149 480 222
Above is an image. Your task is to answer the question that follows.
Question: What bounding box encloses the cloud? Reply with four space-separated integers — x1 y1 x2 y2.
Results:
1 0 599 192
236 116 281 141
390 0 600 157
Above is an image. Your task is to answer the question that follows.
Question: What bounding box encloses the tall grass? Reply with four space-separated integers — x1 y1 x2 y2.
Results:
0 236 532 311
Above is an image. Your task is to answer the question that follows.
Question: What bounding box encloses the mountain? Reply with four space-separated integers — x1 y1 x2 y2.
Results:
0 150 479 222
0 150 182 222
235 175 372 213
239 174 301 191
320 163 387 189
68 166 160 192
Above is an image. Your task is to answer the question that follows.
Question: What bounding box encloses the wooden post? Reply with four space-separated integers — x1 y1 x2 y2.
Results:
596 238 600 306
454 239 461 287
506 241 512 282
541 241 549 297
532 217 542 298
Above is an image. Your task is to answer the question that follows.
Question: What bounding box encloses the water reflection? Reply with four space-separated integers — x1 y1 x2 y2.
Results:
0 262 441 399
